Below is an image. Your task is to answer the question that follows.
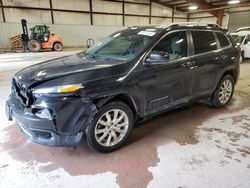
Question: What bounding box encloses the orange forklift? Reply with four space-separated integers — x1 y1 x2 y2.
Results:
21 19 63 52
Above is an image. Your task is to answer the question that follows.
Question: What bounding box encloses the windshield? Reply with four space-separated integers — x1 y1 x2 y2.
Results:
232 35 245 44
85 32 153 61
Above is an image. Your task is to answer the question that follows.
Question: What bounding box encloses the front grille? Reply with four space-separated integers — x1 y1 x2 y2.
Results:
12 79 34 107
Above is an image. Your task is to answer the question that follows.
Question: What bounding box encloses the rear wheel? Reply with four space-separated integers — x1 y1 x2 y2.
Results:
53 42 63 51
27 39 41 52
86 101 134 153
210 75 234 108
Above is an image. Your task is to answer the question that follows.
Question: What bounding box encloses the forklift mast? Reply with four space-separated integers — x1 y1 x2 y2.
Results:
21 19 29 49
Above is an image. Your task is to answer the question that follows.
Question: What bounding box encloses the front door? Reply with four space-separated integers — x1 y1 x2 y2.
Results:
141 31 194 116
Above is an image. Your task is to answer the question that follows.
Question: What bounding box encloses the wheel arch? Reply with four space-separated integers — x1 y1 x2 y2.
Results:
212 68 237 97
222 69 237 84
53 41 63 47
94 93 141 121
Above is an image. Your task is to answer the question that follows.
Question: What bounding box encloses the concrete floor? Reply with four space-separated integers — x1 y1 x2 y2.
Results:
0 51 249 188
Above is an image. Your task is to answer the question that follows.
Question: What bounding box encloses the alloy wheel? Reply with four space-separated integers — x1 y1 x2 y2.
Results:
218 79 233 104
94 109 129 147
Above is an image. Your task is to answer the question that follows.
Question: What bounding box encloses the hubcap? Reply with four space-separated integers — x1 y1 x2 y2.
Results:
218 79 233 104
32 43 38 49
94 109 129 147
55 44 61 51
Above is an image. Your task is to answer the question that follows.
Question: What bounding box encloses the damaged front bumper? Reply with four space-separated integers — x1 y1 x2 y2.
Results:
6 93 97 147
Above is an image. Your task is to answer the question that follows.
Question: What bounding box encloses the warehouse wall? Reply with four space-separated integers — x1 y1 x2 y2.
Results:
0 23 125 49
0 0 187 48
189 13 217 24
189 12 229 28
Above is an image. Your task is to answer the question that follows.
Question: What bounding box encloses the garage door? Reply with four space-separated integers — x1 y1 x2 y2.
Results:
229 12 250 32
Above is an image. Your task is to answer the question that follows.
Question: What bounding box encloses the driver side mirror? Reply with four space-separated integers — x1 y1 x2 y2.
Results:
145 51 170 65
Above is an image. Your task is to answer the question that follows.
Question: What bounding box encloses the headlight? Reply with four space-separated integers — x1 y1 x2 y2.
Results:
33 84 83 94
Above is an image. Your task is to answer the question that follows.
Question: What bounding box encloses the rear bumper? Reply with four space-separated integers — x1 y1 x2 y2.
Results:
6 93 97 147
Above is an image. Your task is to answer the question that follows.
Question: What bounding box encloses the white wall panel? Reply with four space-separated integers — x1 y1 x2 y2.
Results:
52 0 90 11
92 0 122 13
151 2 171 17
4 8 51 23
53 11 90 25
175 18 188 22
151 18 172 25
189 17 217 24
189 12 216 25
2 0 50 8
93 14 122 25
125 16 148 26
125 3 149 15
190 12 213 18
175 12 187 18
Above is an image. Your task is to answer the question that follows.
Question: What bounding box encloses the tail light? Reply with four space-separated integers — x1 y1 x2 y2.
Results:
236 45 241 52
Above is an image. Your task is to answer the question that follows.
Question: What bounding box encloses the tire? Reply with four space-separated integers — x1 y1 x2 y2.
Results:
209 75 234 108
27 39 41 52
86 101 134 153
53 42 63 51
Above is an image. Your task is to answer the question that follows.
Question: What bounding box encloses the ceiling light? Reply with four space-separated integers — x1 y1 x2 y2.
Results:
228 0 240 4
189 5 198 10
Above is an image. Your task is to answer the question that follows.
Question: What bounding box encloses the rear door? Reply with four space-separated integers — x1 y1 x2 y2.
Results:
190 30 222 97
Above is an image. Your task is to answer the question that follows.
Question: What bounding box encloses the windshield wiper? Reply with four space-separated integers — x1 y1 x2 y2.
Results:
82 52 116 61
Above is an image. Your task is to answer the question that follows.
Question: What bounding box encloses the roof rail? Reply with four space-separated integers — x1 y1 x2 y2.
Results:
167 22 220 28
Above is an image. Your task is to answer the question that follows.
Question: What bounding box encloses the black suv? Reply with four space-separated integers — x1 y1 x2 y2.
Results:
6 23 240 153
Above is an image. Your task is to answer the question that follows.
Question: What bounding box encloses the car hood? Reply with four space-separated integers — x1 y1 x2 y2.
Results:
14 53 127 87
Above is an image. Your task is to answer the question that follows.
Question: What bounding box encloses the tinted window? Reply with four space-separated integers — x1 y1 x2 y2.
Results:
86 33 151 61
216 32 230 48
192 31 217 54
153 31 187 61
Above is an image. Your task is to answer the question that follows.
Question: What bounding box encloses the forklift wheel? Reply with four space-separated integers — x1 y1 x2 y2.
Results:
28 39 41 52
53 42 63 52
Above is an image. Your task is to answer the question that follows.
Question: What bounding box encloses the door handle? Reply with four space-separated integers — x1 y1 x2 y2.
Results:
182 61 196 69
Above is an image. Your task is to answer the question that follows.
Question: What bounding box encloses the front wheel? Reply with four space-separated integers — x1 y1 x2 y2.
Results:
27 39 41 52
86 101 134 153
210 75 234 108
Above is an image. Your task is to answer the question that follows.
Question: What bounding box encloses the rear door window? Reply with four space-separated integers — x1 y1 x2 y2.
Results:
191 31 217 54
216 32 230 48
